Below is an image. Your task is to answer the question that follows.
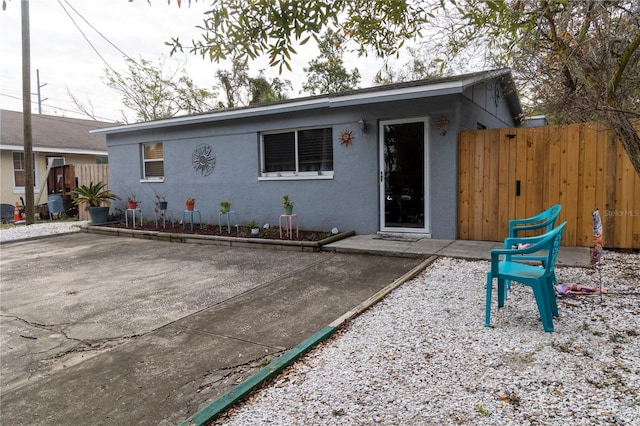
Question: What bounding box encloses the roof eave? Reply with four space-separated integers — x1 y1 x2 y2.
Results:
1 145 107 156
91 70 515 136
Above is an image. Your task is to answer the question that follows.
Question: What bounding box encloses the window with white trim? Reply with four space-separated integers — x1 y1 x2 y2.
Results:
142 142 164 180
261 127 333 175
13 152 36 189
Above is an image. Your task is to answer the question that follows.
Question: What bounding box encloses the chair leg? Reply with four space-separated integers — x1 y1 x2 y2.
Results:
545 277 559 317
532 287 554 332
485 272 493 327
497 278 506 308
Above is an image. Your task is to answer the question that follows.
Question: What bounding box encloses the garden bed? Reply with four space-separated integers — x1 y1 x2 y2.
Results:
86 221 354 251
100 221 337 241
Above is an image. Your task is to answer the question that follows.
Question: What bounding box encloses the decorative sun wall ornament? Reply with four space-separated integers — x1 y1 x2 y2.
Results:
192 143 216 176
340 128 354 146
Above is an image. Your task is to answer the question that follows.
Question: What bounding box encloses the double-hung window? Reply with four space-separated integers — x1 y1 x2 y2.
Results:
142 142 164 180
13 152 37 191
262 127 333 177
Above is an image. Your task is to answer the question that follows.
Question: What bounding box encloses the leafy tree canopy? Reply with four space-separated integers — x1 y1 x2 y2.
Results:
103 56 218 122
168 0 640 175
302 29 361 95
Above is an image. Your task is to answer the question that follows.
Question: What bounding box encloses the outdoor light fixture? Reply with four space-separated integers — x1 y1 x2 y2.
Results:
436 116 450 136
358 119 366 133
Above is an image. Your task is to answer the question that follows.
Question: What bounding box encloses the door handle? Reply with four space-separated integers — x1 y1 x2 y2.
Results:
380 171 384 182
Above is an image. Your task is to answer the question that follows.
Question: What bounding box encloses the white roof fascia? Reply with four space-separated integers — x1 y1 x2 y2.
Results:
0 145 107 155
90 98 330 136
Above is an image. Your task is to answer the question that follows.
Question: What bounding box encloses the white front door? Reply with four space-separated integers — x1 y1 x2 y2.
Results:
379 117 430 233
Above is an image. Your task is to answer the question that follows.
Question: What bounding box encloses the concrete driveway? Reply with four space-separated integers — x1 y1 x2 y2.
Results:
0 233 422 425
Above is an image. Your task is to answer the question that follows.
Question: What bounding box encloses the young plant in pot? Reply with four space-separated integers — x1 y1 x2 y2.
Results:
73 181 120 224
127 192 138 209
282 194 294 215
220 200 231 214
185 197 196 211
150 186 167 212
249 219 260 237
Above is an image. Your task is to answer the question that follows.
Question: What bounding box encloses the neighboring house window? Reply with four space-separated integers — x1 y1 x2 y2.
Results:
96 156 108 165
46 156 65 167
142 142 164 180
12 152 37 190
262 127 333 176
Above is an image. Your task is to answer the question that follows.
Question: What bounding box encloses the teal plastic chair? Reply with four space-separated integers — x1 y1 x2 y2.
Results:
485 222 566 332
504 204 562 294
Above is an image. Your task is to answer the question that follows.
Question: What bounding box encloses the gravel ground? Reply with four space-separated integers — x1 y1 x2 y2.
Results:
0 221 87 243
216 254 640 426
2 222 638 425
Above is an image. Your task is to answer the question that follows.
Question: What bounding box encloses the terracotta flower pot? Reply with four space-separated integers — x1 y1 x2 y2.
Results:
185 202 195 211
128 200 138 209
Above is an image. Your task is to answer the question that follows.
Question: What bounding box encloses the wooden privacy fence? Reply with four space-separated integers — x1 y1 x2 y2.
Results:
75 164 109 221
458 122 640 249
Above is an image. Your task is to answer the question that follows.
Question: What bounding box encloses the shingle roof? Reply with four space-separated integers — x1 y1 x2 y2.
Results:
92 68 523 136
0 109 112 154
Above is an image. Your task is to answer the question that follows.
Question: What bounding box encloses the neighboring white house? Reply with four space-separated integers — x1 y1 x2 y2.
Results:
0 109 112 208
92 69 524 239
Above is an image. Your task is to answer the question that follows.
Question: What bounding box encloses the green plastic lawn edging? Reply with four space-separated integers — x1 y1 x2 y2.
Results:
179 325 338 426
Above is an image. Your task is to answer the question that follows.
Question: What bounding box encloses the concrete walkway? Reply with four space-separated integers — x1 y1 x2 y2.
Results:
323 234 591 267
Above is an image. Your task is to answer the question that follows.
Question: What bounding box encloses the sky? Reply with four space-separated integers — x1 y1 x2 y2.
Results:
0 0 387 123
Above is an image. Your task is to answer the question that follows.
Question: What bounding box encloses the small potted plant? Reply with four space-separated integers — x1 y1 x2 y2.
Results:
151 186 167 211
185 197 196 211
249 219 260 237
220 200 231 214
127 193 138 210
156 195 167 210
73 181 120 224
282 194 294 215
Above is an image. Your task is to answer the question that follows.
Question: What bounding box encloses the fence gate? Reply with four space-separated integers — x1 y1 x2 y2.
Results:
458 122 640 249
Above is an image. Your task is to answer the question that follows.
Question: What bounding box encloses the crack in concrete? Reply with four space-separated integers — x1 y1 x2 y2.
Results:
185 350 286 414
2 313 141 346
1 313 78 339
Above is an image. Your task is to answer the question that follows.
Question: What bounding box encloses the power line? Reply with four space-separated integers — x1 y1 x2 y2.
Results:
60 0 136 63
56 0 121 76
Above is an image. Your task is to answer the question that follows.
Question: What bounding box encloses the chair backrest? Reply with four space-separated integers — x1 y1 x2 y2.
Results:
509 204 562 237
544 221 566 275
543 204 562 233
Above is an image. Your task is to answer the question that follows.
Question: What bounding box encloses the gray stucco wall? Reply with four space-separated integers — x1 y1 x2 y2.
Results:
107 78 515 238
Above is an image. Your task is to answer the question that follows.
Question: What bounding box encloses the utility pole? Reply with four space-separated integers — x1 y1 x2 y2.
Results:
36 69 48 114
21 0 35 224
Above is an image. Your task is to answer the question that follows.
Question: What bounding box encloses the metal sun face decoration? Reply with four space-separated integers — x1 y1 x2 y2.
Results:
340 129 354 146
192 143 216 176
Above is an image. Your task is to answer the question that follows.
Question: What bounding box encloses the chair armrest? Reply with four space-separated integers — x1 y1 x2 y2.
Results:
504 234 550 249
492 235 553 270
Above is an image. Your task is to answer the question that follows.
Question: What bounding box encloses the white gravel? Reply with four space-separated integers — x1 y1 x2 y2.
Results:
216 254 640 425
0 221 88 243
